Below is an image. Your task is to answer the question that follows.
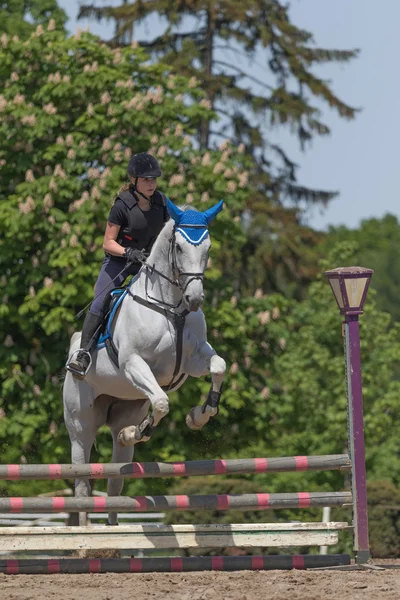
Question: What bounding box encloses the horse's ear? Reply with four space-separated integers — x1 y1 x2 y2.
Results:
204 200 224 224
166 198 184 223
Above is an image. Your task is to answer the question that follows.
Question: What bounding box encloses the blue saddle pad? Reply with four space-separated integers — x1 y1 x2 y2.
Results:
97 288 128 349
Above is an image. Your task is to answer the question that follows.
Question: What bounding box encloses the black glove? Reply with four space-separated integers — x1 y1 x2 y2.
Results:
123 247 147 264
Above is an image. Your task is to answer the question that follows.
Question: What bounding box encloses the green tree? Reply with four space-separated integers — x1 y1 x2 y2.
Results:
0 0 67 38
320 214 400 322
270 244 400 490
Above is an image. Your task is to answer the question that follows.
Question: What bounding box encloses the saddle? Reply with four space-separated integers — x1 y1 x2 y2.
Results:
96 286 129 367
94 283 188 391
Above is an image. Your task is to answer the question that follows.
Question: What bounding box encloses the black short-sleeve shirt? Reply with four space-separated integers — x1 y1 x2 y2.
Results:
108 200 128 228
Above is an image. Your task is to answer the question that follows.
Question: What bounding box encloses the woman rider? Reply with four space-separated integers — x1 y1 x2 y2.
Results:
66 152 169 380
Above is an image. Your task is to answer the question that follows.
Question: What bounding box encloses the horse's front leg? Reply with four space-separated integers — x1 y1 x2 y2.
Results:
117 354 169 447
185 344 226 431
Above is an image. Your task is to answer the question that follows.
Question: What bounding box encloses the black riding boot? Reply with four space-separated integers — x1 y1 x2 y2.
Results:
66 312 103 380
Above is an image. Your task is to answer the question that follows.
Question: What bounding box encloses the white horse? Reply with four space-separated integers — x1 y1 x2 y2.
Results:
63 199 226 525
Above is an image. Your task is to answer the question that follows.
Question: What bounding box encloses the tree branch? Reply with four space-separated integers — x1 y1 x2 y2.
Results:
209 128 231 140
213 60 274 92
214 44 262 67
139 29 206 48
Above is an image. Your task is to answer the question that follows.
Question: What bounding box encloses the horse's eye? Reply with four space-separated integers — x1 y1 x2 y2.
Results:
176 243 183 253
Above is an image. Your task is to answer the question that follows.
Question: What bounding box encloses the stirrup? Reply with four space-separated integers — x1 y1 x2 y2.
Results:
65 350 92 380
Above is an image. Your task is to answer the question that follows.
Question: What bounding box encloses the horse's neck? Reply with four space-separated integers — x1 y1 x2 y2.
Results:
133 246 183 310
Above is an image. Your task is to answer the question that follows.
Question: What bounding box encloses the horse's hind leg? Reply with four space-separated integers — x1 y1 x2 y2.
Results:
63 377 99 526
106 439 133 526
106 399 148 525
70 434 97 526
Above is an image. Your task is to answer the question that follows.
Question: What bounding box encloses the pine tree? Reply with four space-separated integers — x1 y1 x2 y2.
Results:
78 0 358 207
77 1 358 298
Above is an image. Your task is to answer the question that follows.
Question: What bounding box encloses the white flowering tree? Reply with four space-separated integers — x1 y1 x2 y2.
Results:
0 23 268 485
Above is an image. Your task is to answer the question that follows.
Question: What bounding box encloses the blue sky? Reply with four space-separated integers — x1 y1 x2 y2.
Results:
58 0 399 231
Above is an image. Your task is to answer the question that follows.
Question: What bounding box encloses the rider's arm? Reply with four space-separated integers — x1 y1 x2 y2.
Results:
102 223 126 257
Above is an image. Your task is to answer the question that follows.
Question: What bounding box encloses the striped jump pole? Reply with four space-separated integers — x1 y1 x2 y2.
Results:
0 454 351 481
0 554 351 575
0 491 352 513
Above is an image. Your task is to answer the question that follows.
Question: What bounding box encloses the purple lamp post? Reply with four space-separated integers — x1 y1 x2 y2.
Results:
325 266 373 565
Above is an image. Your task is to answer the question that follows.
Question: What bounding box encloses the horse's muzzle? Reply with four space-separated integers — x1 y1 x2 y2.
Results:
185 293 204 312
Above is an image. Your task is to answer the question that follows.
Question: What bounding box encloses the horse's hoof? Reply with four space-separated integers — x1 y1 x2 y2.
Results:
186 407 207 431
117 419 154 447
186 404 219 431
186 413 202 431
117 427 136 447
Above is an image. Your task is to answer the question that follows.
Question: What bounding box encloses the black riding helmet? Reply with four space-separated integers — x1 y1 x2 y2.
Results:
128 153 162 179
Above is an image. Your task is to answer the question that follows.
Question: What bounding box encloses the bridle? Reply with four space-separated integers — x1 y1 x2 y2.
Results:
169 223 208 291
143 223 208 310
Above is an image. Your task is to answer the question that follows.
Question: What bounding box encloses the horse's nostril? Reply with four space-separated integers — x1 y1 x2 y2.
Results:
185 294 191 304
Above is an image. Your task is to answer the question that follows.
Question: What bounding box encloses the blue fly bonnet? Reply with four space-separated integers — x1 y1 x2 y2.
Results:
166 199 224 245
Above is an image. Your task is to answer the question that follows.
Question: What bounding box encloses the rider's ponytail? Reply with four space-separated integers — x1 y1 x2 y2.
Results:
118 182 134 194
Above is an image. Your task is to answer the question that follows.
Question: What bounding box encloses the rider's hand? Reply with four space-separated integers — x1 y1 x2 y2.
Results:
123 247 147 264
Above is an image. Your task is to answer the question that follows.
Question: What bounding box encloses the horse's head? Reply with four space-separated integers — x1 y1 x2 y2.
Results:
167 199 223 312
